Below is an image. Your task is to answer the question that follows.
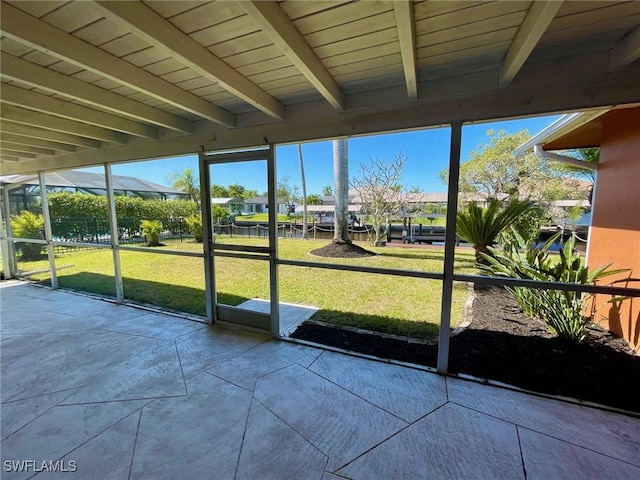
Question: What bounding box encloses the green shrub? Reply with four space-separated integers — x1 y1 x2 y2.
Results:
212 205 232 223
140 220 163 247
47 192 199 240
184 214 203 243
482 229 628 342
11 211 45 260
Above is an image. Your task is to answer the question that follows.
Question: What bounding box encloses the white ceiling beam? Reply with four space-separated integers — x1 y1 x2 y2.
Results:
7 60 637 176
0 123 99 148
394 1 418 101
1 105 126 144
0 133 77 153
610 25 640 71
499 1 563 87
0 155 20 162
239 1 345 111
0 142 55 156
1 83 157 139
1 149 37 159
1 53 193 133
93 1 285 121
0 3 235 127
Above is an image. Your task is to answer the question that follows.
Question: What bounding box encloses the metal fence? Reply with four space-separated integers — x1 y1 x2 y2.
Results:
49 217 194 253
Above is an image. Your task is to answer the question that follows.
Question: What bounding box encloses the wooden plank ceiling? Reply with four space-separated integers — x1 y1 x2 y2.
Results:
0 0 639 173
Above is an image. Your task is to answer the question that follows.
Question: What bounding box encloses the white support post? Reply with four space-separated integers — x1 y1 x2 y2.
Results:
105 164 124 302
199 148 216 325
38 172 58 288
0 196 12 279
437 121 463 374
2 187 17 276
267 144 280 337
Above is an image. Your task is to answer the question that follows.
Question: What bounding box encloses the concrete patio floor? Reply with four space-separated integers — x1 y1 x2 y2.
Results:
1 281 639 480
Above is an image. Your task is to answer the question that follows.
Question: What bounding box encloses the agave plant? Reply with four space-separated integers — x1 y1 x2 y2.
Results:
456 198 535 264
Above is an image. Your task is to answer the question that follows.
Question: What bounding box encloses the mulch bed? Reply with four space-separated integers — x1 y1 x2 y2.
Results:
310 241 376 258
292 284 640 413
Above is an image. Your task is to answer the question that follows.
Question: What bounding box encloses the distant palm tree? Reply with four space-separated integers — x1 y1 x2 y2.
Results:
306 194 323 205
333 138 350 243
456 198 534 264
168 168 200 206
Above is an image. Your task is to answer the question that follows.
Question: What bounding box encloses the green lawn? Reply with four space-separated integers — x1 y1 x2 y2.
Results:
19 238 476 340
239 213 307 222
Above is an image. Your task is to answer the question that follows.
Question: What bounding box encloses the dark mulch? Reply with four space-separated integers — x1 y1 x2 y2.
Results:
310 240 376 258
292 284 640 413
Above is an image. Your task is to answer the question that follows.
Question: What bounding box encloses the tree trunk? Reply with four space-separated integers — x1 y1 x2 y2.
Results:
297 144 309 239
474 244 489 264
333 138 351 243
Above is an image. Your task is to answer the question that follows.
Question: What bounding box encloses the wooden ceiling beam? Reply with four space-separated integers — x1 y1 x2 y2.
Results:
0 53 193 133
1 149 37 159
610 25 640 71
1 105 126 144
0 133 76 153
0 2 235 127
499 1 563 87
240 1 345 111
1 83 157 139
394 1 418 101
0 123 98 149
0 142 55 156
94 1 285 120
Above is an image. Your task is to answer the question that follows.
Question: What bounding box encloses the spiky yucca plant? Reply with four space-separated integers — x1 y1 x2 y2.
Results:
456 198 534 264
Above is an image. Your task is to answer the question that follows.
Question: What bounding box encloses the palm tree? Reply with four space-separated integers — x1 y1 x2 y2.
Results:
168 168 200 206
297 144 309 239
333 138 350 244
456 198 534 264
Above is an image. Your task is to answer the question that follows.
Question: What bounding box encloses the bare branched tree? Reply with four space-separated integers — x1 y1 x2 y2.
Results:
297 144 309 239
277 176 300 218
351 153 418 246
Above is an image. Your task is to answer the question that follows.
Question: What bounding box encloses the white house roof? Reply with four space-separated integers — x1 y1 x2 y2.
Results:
1 1 638 175
0 170 187 196
211 197 243 205
514 109 610 155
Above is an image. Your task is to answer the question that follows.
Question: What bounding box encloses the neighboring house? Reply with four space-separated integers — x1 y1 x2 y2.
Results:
295 204 361 223
516 106 640 351
211 197 244 215
243 196 288 215
0 170 190 215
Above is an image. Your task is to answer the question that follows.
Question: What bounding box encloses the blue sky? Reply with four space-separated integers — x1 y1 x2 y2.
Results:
102 114 560 195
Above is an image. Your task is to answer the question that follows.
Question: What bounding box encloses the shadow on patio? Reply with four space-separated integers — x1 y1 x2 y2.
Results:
1 281 639 479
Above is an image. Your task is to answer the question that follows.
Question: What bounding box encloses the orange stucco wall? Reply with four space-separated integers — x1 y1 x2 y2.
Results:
588 108 640 351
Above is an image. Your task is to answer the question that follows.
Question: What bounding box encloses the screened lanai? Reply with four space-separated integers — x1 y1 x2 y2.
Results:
1 1 640 477
1 170 189 214
1 0 639 364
